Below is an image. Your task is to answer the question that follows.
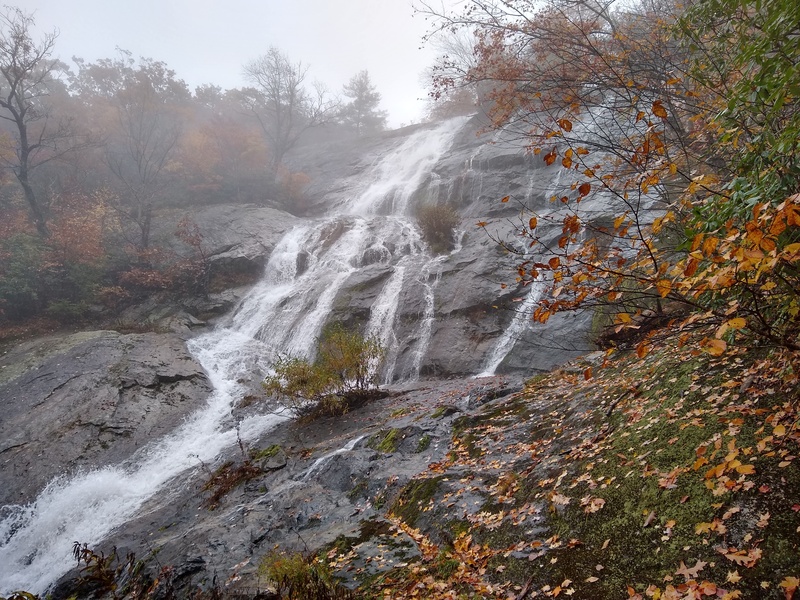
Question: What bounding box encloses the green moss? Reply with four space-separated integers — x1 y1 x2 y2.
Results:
431 406 451 419
415 434 431 453
368 428 401 453
390 476 445 528
455 431 483 459
250 444 282 461
347 479 369 501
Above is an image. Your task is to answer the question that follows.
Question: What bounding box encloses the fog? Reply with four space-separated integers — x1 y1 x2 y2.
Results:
20 0 455 127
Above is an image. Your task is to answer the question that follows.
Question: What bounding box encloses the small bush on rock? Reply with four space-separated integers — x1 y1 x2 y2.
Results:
258 551 355 600
264 322 384 418
415 203 461 254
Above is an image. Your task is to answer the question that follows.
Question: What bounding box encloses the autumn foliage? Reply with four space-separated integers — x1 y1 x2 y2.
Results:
424 0 800 359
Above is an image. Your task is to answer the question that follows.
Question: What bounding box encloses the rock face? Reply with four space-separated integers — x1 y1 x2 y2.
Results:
115 204 301 332
50 377 523 597
0 331 211 507
293 116 596 378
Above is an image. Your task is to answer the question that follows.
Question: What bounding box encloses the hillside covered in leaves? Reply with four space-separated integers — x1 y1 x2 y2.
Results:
314 327 800 600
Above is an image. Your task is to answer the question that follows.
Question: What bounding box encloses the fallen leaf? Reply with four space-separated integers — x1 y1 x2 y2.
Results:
780 576 799 600
727 570 742 584
676 559 708 581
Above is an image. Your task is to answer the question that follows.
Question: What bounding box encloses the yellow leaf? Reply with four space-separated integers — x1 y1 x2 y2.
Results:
779 577 799 594
774 424 787 437
727 317 746 330
615 312 632 324
656 279 671 298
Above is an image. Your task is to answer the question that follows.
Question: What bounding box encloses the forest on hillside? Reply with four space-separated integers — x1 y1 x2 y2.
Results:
0 7 396 332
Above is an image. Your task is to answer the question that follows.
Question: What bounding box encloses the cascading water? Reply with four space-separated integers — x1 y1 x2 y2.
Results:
0 116 471 595
475 279 546 377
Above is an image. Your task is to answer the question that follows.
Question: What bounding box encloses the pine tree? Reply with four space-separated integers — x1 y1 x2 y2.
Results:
339 70 387 136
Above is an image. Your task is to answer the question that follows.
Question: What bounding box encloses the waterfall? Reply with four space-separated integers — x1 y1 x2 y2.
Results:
475 279 546 377
0 116 472 595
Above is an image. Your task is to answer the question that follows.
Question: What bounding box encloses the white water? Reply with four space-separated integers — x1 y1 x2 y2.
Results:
476 279 546 377
300 435 367 481
0 117 471 595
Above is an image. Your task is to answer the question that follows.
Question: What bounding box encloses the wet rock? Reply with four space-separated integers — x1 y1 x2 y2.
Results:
0 331 211 506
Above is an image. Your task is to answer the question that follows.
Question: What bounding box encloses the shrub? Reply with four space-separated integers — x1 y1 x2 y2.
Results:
415 203 461 254
258 552 355 600
264 322 384 418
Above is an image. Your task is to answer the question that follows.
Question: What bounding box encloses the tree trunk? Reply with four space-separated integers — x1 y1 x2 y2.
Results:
17 168 49 237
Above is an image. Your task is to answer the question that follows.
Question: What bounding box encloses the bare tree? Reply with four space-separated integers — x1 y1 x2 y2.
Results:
0 7 83 236
242 47 333 173
73 51 189 249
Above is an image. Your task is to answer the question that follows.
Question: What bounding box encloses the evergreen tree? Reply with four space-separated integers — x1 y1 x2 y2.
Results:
339 70 387 135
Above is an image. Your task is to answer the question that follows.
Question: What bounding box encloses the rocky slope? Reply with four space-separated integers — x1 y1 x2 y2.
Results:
48 331 800 600
0 116 603 596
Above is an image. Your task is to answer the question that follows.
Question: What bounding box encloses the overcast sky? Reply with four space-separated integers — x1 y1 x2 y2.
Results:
20 0 459 128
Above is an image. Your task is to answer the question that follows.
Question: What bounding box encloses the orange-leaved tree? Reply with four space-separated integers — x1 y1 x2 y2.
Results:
420 0 800 356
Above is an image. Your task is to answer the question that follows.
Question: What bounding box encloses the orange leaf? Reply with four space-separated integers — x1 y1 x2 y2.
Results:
549 256 561 269
652 100 668 119
529 217 538 230
703 237 719 256
701 337 727 356
500 195 510 203
557 118 573 132
578 182 591 196
636 341 650 358
544 149 557 166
